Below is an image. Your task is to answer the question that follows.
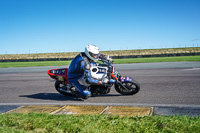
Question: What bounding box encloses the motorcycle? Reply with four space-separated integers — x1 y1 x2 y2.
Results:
47 58 140 99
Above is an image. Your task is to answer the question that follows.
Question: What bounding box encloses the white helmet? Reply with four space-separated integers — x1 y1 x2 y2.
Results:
85 44 100 62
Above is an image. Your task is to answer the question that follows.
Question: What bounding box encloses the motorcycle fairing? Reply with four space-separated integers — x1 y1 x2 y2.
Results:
119 76 132 82
90 66 108 79
47 68 69 84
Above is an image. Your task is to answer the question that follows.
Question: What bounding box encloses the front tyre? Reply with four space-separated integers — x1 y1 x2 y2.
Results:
115 79 140 95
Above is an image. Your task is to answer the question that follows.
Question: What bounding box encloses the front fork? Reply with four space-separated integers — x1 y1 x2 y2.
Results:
114 76 133 91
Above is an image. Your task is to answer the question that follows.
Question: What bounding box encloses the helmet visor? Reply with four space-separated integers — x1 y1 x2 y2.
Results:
89 52 99 59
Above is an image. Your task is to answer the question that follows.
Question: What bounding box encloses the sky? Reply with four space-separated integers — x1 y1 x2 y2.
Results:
0 0 200 54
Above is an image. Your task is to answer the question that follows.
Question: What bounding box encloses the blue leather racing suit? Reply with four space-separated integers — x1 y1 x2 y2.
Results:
67 52 101 97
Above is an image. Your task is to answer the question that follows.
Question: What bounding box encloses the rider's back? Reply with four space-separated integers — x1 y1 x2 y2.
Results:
67 52 88 80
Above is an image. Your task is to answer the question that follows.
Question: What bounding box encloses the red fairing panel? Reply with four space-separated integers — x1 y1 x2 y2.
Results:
47 68 69 84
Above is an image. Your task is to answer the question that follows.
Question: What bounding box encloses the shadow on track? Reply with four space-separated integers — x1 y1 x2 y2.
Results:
19 93 122 101
92 94 122 97
19 93 81 101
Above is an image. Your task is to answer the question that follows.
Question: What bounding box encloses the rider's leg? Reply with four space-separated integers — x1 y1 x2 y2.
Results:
68 79 91 98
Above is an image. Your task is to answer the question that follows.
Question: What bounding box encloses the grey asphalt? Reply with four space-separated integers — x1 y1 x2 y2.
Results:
0 62 200 115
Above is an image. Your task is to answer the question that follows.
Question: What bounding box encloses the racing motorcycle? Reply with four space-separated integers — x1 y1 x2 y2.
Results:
47 58 140 99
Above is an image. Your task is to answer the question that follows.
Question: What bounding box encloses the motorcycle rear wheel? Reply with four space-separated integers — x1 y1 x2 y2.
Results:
55 81 73 96
115 79 140 95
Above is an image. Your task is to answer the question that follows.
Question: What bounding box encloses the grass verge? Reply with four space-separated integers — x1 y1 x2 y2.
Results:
1 47 200 60
113 55 200 64
0 113 200 133
0 55 200 68
0 61 71 68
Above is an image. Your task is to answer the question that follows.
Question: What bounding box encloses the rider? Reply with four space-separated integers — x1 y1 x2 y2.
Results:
67 44 112 99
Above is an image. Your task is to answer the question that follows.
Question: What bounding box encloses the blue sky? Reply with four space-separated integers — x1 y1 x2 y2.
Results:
0 0 200 54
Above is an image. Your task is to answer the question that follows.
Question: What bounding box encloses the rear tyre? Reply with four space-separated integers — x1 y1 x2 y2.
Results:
55 81 73 96
115 79 140 95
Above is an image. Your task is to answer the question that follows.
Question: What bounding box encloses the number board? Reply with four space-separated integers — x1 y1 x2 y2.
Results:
57 76 64 81
96 67 106 74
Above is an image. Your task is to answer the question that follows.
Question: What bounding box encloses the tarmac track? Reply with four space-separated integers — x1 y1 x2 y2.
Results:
0 62 200 115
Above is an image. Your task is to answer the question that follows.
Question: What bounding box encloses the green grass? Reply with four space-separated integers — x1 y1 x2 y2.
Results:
113 55 200 64
0 113 199 133
0 61 71 68
0 55 200 68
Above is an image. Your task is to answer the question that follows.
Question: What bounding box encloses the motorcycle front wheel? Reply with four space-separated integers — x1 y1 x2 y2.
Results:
115 79 140 95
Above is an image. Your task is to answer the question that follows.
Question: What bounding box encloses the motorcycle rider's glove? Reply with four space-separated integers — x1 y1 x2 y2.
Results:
102 78 109 84
97 81 102 85
97 79 108 85
106 55 113 63
99 54 113 63
97 78 115 85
